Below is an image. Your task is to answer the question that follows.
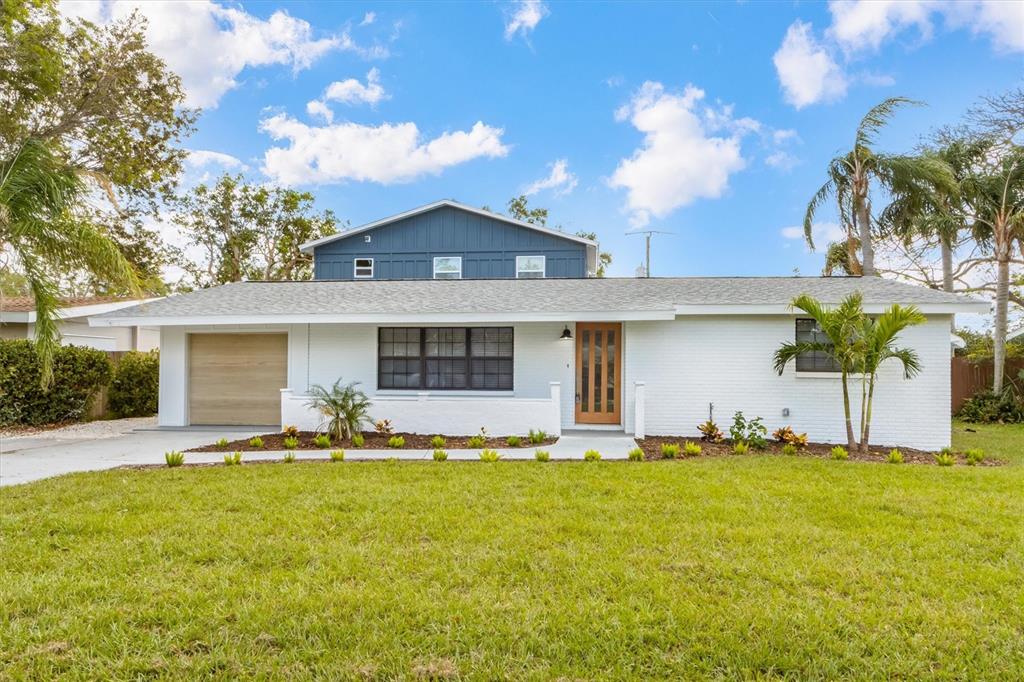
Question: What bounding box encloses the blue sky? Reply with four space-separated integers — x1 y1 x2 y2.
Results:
67 1 1024 278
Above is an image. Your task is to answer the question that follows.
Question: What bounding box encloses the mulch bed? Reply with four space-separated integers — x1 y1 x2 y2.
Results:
187 430 558 453
637 436 1004 466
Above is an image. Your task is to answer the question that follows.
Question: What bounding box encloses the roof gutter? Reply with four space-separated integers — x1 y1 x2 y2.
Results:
673 301 991 315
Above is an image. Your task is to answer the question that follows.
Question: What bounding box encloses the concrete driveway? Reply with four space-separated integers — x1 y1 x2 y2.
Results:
0 419 265 487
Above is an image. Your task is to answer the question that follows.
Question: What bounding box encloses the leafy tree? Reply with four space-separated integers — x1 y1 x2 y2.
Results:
175 174 338 288
805 98 956 276
504 195 612 276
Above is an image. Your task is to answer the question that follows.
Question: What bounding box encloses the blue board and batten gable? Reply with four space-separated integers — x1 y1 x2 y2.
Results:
307 202 594 280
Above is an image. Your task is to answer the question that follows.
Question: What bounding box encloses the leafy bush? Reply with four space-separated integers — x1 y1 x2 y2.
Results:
528 429 547 444
108 350 159 418
534 449 550 462
215 437 229 450
432 449 448 461
0 339 112 426
306 379 372 441
330 449 345 462
467 434 486 448
479 448 499 462
956 389 1024 423
583 449 601 462
831 446 848 461
781 443 797 456
683 441 702 457
733 442 750 455
935 451 955 467
248 436 264 449
224 451 242 466
965 448 985 465
282 424 300 438
627 447 644 462
313 434 331 449
283 451 296 463
506 435 521 447
430 435 446 449
375 419 394 435
887 448 904 464
387 435 405 448
772 425 808 448
165 451 184 467
351 433 365 448
282 436 299 449
730 412 768 449
661 443 680 459
697 420 723 443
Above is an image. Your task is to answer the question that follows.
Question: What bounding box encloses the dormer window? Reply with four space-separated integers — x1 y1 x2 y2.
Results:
433 257 462 280
516 255 545 279
354 258 374 279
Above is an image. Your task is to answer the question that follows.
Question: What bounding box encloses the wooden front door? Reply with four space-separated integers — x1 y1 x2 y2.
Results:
575 323 622 424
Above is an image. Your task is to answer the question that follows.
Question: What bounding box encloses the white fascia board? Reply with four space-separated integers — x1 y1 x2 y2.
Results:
4 298 164 323
674 301 990 315
0 311 31 323
89 309 675 327
299 199 598 254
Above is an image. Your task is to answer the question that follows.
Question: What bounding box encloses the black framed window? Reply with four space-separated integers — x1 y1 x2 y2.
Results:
795 319 842 372
378 327 513 390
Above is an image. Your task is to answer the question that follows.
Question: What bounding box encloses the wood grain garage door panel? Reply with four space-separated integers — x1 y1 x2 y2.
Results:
189 333 287 425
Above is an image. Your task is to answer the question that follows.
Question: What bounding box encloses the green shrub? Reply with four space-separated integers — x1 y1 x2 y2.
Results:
282 424 300 438
351 433 364 448
660 443 680 459
831 446 848 461
165 451 184 467
330 449 345 462
733 442 750 455
627 447 644 462
306 379 372 441
935 451 955 467
429 435 446 449
387 435 405 448
528 429 547 444
0 339 112 426
282 436 299 449
432 449 448 462
283 451 296 463
224 451 242 466
965 448 985 465
313 434 331 449
534 449 550 462
683 441 702 457
583 449 601 462
467 434 486 448
956 389 1024 423
887 449 904 464
729 411 768 449
105 350 158 418
248 436 264 449
506 435 521 447
697 420 723 442
781 443 798 456
479 449 499 462
215 437 229 449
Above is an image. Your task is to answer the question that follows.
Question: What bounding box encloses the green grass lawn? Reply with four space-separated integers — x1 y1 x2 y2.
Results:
953 419 1024 465
2 446 1023 679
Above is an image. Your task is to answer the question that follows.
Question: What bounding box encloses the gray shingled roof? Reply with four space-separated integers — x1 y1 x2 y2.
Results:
93 277 986 321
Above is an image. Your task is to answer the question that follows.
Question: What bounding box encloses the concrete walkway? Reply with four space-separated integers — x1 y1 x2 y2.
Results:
0 427 638 487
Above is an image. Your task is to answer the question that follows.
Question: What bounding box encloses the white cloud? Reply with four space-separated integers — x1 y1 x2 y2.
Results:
260 115 509 185
943 0 1024 52
306 100 334 123
827 0 933 53
781 222 847 249
323 68 389 106
609 82 750 227
773 21 848 109
765 151 800 171
360 11 376 26
186 150 247 170
524 159 578 196
504 0 549 41
59 1 381 108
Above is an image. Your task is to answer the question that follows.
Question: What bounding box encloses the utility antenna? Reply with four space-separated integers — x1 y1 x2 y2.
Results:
626 229 674 278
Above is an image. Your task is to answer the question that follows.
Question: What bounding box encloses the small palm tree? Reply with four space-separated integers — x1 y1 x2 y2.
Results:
305 379 372 441
805 97 956 276
855 305 925 452
773 293 864 452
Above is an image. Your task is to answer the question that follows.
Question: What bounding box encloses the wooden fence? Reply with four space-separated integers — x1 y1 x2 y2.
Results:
950 356 1024 413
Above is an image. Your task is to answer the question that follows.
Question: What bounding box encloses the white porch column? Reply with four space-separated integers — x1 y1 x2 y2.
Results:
633 381 646 439
280 388 293 430
549 381 562 437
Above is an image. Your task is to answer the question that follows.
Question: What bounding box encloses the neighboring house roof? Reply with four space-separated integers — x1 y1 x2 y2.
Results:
298 199 599 265
1 296 160 323
90 277 989 327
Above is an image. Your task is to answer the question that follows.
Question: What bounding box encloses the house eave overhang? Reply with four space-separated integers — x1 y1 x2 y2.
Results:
673 301 991 315
1 298 162 324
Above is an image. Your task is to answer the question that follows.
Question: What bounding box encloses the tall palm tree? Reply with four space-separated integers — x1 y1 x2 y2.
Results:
0 139 138 385
855 304 925 452
773 293 864 451
805 98 956 276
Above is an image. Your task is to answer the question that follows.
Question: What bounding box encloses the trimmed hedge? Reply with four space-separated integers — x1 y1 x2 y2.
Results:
0 340 112 426
109 350 159 418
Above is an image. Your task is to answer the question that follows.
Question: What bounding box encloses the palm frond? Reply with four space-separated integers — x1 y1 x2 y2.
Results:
804 177 835 249
855 97 923 150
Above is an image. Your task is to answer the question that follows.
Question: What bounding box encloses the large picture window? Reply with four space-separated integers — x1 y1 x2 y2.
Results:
795 319 842 372
378 327 513 390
